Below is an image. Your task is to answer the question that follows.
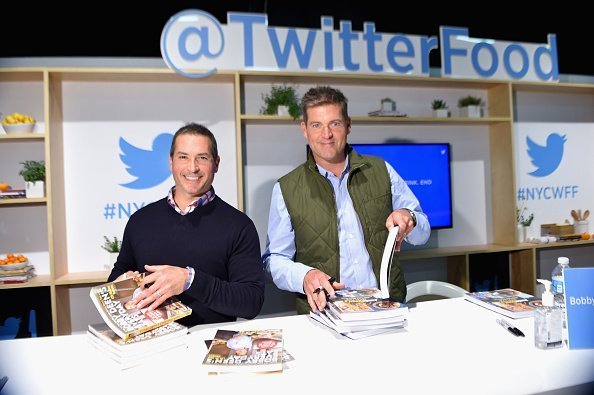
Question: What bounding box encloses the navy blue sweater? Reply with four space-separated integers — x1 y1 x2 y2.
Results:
108 196 265 326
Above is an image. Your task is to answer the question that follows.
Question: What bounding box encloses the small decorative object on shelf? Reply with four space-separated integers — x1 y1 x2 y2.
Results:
101 236 122 270
101 235 122 253
431 99 449 118
260 84 301 119
19 160 45 198
516 204 534 243
368 97 405 117
458 95 483 118
571 209 590 234
1 112 36 134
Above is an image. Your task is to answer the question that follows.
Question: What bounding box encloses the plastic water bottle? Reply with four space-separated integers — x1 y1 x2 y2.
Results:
551 256 570 345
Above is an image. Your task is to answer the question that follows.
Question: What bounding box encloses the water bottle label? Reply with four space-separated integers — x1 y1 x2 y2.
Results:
552 277 564 294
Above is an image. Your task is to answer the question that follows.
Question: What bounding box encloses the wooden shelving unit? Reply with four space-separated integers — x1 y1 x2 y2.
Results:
1 66 592 335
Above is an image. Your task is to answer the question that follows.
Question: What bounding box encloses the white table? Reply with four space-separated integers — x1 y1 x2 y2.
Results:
1 298 592 395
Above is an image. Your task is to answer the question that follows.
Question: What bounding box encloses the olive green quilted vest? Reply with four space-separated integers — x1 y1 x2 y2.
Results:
279 145 406 314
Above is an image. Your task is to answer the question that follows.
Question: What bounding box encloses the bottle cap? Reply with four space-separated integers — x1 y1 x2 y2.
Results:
558 257 569 265
537 279 554 306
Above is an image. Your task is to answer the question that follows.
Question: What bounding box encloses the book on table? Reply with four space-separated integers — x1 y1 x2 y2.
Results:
202 329 284 373
87 321 188 354
463 288 542 319
87 322 189 369
309 309 408 340
89 272 192 341
326 288 409 322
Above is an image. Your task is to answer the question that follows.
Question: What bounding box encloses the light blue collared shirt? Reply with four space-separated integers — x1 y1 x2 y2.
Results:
262 159 430 294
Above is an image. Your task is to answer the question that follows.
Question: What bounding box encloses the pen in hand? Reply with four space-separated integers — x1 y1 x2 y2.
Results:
496 318 525 337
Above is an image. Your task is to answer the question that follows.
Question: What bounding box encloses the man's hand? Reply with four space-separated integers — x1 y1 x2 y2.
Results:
385 209 416 251
303 269 344 312
134 265 189 311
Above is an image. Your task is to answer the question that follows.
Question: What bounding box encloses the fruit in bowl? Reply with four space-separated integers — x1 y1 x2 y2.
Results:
2 112 35 134
0 253 30 270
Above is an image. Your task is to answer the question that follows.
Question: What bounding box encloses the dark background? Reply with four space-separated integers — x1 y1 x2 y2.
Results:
1 1 590 76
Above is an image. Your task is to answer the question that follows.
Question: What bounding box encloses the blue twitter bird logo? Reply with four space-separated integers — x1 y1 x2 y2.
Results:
526 133 567 177
120 133 174 189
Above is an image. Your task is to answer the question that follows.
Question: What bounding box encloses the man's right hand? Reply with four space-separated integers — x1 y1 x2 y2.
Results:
303 269 343 312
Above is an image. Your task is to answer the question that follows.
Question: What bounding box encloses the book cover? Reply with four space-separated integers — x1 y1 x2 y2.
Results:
87 322 188 354
327 290 409 322
464 288 541 319
0 264 35 276
202 329 284 373
89 273 192 340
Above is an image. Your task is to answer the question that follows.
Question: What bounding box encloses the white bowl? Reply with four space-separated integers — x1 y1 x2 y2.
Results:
0 261 29 270
2 123 35 134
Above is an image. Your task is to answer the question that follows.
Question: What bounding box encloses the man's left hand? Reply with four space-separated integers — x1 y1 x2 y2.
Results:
134 265 188 311
385 209 415 251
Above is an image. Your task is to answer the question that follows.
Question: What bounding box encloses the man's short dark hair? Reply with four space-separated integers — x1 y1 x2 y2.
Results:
300 86 349 124
170 123 218 158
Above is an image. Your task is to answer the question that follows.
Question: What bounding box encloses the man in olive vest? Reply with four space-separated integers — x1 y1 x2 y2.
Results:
263 86 430 314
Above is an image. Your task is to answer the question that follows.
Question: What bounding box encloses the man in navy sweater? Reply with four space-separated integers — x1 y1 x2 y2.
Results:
108 123 264 326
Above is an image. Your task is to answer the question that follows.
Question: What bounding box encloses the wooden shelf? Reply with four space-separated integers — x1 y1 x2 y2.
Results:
1 66 592 336
54 271 109 286
240 114 511 124
0 133 46 141
0 197 47 206
0 274 52 289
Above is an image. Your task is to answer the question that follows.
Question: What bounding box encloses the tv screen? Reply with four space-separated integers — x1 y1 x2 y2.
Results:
351 143 453 229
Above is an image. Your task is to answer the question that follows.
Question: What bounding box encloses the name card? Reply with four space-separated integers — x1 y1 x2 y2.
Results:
564 267 594 349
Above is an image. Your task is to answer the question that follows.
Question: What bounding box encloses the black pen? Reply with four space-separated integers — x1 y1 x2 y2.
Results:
496 318 525 337
324 277 336 301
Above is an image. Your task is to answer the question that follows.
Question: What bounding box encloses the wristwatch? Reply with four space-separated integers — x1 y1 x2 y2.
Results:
402 208 417 228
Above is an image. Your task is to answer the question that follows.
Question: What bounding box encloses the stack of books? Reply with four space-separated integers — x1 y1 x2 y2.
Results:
310 288 409 339
310 226 408 339
0 264 36 284
87 273 192 369
202 329 285 373
464 288 541 318
0 189 26 199
87 322 188 370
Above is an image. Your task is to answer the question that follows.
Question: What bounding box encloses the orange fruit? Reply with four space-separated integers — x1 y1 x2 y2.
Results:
0 183 9 191
581 233 591 240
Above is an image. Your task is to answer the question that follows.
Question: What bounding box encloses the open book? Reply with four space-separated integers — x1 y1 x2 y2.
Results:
89 273 192 340
316 226 408 334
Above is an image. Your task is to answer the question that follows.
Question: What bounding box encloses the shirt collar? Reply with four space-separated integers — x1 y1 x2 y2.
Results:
167 186 215 215
316 158 350 181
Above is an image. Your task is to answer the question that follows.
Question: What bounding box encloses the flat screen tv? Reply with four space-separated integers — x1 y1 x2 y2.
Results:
351 143 453 229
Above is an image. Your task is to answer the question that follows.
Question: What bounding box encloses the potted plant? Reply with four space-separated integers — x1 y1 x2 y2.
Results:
19 160 45 198
516 206 534 243
101 236 122 270
457 95 483 118
381 97 396 113
260 84 301 119
431 99 449 118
